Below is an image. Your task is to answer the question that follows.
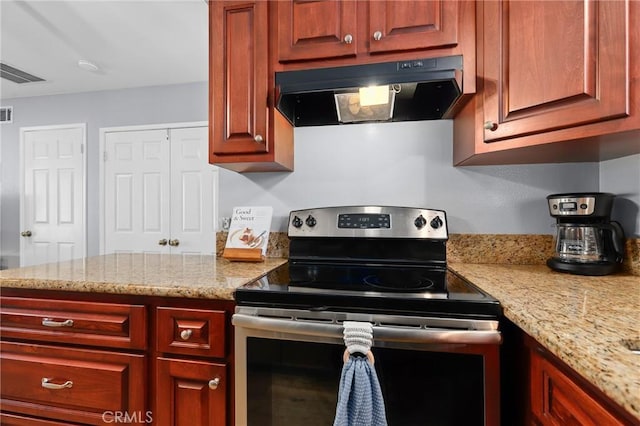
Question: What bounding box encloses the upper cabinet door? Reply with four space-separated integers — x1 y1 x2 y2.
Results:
482 0 629 143
368 0 459 54
210 1 269 155
277 0 358 62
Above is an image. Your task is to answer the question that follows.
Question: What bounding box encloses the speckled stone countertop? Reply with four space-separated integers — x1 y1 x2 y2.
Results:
1 248 639 420
0 253 287 299
449 262 640 421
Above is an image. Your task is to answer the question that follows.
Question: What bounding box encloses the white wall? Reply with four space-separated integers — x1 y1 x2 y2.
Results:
218 121 600 233
3 82 638 269
600 154 640 237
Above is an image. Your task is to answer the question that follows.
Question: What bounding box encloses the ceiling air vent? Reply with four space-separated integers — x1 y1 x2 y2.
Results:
0 106 13 124
0 62 45 84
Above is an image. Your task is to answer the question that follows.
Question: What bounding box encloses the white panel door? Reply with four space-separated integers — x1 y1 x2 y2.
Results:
104 129 170 254
169 127 217 254
103 126 216 255
21 126 86 266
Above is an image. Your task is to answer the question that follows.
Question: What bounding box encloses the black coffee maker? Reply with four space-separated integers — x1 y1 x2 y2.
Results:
547 192 625 276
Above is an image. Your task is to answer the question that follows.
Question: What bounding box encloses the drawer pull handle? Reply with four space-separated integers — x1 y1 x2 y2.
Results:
208 378 220 390
41 378 73 390
42 318 74 328
180 329 193 340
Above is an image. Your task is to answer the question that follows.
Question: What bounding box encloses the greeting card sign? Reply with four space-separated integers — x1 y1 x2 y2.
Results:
223 206 272 261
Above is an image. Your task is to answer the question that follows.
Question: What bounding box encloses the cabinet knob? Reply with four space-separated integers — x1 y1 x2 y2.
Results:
208 378 221 390
373 31 383 41
343 34 353 44
158 238 168 246
41 378 73 390
21 230 32 237
484 121 498 131
254 134 264 143
180 329 193 340
168 239 180 247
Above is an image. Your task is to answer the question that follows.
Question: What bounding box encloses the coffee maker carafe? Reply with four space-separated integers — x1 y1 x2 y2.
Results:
547 193 625 276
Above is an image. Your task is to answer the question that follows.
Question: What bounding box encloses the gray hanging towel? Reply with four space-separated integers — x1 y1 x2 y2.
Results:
333 322 388 426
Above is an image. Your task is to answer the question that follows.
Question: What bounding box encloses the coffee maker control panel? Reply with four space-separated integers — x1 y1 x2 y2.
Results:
548 196 597 216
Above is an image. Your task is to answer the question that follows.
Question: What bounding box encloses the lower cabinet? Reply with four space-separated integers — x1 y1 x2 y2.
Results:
0 290 235 426
154 306 230 426
529 344 630 426
499 321 637 426
155 358 227 426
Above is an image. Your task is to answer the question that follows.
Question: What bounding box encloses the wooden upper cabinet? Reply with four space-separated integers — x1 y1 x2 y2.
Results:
277 0 358 62
452 0 639 165
368 0 458 54
209 0 293 172
210 0 268 155
276 0 464 65
482 0 628 142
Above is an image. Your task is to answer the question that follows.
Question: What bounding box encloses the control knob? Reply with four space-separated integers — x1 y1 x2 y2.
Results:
414 215 427 229
430 216 443 229
305 215 317 227
292 215 303 228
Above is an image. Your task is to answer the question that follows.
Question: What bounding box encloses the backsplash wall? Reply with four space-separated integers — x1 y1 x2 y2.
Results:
218 121 603 234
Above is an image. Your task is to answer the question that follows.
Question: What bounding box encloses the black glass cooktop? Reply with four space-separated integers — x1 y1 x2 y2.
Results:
234 262 502 319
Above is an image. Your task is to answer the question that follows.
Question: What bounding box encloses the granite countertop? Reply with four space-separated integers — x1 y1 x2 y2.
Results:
1 254 638 420
0 253 287 299
449 262 640 421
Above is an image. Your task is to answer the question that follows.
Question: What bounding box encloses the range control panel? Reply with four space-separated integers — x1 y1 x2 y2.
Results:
288 206 448 240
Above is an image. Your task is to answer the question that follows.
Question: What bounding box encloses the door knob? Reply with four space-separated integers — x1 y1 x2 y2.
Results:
168 239 180 247
21 230 32 237
208 378 221 390
373 31 383 41
254 135 264 143
343 34 353 44
158 239 168 246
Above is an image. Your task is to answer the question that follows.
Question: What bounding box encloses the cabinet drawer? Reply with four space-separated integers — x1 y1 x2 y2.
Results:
0 296 147 350
0 341 146 425
156 307 226 358
1 412 84 425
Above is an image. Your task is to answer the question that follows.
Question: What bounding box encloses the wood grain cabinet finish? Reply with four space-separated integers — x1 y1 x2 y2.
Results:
0 296 146 350
209 0 293 172
453 0 640 165
529 346 630 426
156 306 226 358
1 290 236 426
0 412 84 425
277 0 460 62
0 341 145 425
155 357 227 426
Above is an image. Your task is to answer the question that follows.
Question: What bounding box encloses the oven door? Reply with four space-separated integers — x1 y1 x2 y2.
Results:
233 307 501 426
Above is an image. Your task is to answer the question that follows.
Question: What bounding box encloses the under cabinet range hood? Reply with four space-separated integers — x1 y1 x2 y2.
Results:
275 55 463 127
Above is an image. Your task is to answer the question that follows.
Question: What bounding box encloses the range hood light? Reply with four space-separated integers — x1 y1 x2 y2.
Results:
359 85 390 106
334 89 396 124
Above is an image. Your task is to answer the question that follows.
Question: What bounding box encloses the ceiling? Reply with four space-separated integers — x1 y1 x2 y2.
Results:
0 0 208 99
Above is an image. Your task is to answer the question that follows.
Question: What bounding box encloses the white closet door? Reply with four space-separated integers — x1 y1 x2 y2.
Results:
104 129 170 254
21 126 86 266
169 127 217 255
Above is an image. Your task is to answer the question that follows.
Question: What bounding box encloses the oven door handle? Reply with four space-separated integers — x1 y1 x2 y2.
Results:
232 314 501 345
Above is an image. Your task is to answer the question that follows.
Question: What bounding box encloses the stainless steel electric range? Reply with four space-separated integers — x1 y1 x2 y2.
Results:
233 206 503 426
